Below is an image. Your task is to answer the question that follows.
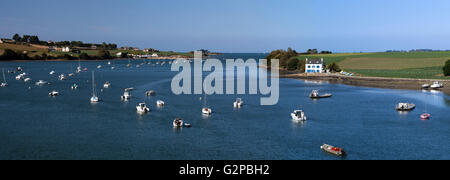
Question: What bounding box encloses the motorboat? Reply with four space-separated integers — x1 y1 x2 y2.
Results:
71 83 78 90
107 61 111 65
310 90 332 99
321 144 346 157
90 71 99 103
68 73 74 77
1 69 8 87
422 84 430 89
103 81 111 88
430 81 443 89
396 103 415 111
125 87 135 92
121 91 131 100
17 67 22 72
291 110 307 121
35 80 47 86
202 108 212 115
233 98 244 108
156 100 165 106
146 90 156 96
24 78 31 82
15 74 23 80
97 65 102 69
58 74 67 80
49 90 59 96
420 113 431 120
83 68 88 72
173 118 184 128
49 71 55 75
136 103 150 113
76 66 82 73
111 66 115 70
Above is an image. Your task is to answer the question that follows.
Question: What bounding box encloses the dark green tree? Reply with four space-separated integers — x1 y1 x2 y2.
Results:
326 62 341 72
444 60 450 76
79 53 90 60
287 57 300 70
12 34 21 42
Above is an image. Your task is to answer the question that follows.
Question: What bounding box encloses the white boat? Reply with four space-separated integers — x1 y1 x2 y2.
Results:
111 66 115 70
58 74 67 80
291 110 307 121
97 65 102 69
49 71 55 75
49 90 59 96
15 74 23 80
1 68 7 87
76 66 82 73
430 81 443 89
17 67 22 72
173 118 184 128
35 80 47 86
103 81 111 88
233 98 244 108
136 103 150 113
127 60 132 67
108 61 111 65
156 100 165 106
121 91 131 100
125 87 135 92
202 87 212 115
396 103 415 111
422 84 430 89
90 71 99 103
310 90 332 99
71 83 78 90
24 78 31 82
68 73 74 77
146 90 156 96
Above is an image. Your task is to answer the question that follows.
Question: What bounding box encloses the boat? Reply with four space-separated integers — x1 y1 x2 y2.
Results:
103 81 111 88
17 67 22 72
71 83 78 90
310 90 332 99
97 65 102 69
173 118 184 128
136 103 150 113
24 78 31 82
121 91 131 100
1 68 8 87
125 87 135 92
83 68 88 72
68 73 74 77
422 84 430 89
108 61 111 65
233 98 244 108
420 113 431 120
8 70 14 74
111 66 115 70
58 74 67 80
202 108 212 115
184 123 192 128
430 81 443 89
35 80 47 86
156 100 165 106
396 103 415 111
127 60 132 67
321 144 346 157
291 110 307 121
146 90 156 96
15 74 23 80
49 90 59 96
90 71 99 103
49 71 55 75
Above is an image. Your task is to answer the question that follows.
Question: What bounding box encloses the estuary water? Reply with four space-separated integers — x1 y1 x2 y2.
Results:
0 53 449 160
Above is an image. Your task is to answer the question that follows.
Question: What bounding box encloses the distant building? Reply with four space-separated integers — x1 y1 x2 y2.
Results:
305 58 324 73
48 46 58 51
0 39 15 44
62 47 71 52
91 45 97 50
133 48 140 51
151 53 158 57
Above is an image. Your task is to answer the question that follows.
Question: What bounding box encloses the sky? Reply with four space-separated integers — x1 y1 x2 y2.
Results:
1 0 450 53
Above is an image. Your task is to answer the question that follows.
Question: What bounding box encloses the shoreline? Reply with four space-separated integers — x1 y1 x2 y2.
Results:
280 72 450 95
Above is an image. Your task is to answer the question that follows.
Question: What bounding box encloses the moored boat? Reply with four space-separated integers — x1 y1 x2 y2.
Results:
233 98 244 108
156 100 165 106
420 113 431 120
35 80 47 86
121 91 131 100
321 144 346 156
49 90 59 96
103 81 111 88
396 103 415 111
136 103 150 113
1 68 8 87
291 110 307 121
310 90 332 99
146 90 156 96
430 81 443 89
173 118 184 127
72 83 78 90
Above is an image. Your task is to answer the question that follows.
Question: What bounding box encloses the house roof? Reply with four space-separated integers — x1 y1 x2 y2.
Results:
306 58 323 64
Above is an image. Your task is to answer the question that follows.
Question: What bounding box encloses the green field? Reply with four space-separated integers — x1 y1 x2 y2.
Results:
296 51 450 79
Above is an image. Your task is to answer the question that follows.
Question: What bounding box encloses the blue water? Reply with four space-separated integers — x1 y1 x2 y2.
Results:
0 54 449 160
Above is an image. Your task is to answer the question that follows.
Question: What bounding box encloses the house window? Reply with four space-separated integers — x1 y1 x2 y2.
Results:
308 66 311 68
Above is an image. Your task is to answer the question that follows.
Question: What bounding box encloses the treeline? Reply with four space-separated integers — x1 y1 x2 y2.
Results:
0 49 118 61
11 34 118 49
265 48 339 72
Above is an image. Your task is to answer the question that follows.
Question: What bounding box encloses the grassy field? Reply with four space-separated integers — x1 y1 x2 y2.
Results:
296 51 450 79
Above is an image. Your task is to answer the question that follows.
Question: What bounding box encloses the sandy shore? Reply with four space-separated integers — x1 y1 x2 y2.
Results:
280 72 450 94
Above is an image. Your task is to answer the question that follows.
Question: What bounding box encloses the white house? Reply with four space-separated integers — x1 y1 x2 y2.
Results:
62 47 70 52
305 58 324 73
151 53 158 57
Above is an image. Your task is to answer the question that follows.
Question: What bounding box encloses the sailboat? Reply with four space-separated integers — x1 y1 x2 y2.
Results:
127 59 132 67
76 59 82 73
1 68 7 87
202 88 212 115
90 71 99 103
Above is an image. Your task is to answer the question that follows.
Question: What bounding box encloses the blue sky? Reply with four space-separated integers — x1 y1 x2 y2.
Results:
1 0 450 53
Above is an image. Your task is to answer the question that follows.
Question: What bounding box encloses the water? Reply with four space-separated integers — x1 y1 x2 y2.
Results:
0 54 449 160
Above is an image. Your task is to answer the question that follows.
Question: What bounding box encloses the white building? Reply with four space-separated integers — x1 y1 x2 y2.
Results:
305 58 324 73
151 53 158 57
62 47 70 52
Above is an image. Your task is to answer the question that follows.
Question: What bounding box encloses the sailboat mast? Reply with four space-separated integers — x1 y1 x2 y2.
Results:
2 68 6 83
92 71 96 97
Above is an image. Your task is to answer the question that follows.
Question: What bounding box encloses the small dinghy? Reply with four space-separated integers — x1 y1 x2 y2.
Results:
291 110 307 121
49 71 55 75
184 123 192 128
90 71 99 103
430 81 443 89
24 78 31 82
420 113 431 120
83 68 88 72
97 65 102 69
396 103 416 111
202 108 212 115
146 90 156 96
58 74 67 80
68 73 74 77
17 67 22 72
125 87 135 92
422 84 430 89
35 80 47 86
136 103 150 113
103 81 111 88
71 84 78 90
15 74 23 80
111 66 115 70
156 100 165 107
49 90 59 96
173 118 184 128
321 144 346 157
310 90 332 99
233 98 244 108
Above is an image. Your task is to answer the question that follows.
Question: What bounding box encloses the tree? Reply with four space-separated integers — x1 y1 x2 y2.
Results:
98 50 111 59
326 62 341 72
12 34 21 42
307 49 318 54
444 60 450 76
79 53 90 60
287 57 300 71
21 35 31 43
